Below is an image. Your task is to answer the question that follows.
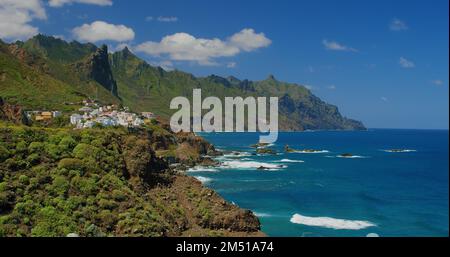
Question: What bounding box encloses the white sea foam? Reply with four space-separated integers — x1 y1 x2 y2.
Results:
254 212 273 218
366 233 380 237
293 150 329 154
336 155 367 159
382 149 417 153
276 159 305 163
256 143 275 149
290 214 376 230
187 166 219 172
194 176 213 184
219 160 287 170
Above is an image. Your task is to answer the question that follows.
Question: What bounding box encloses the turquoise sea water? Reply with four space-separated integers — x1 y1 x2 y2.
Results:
191 129 449 237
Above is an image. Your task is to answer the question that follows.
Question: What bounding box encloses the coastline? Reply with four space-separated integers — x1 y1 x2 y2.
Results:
187 130 449 237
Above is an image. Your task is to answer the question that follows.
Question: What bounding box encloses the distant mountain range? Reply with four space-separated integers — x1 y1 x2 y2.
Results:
0 35 365 131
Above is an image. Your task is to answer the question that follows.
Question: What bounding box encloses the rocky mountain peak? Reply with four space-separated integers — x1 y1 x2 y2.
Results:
86 45 118 96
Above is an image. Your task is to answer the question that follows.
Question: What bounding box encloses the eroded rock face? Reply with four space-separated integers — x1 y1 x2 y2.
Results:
177 133 218 156
121 135 169 186
89 45 118 96
0 97 29 125
73 45 118 97
148 175 264 236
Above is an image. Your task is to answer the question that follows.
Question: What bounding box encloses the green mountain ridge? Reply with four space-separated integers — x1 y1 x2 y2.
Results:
0 35 365 131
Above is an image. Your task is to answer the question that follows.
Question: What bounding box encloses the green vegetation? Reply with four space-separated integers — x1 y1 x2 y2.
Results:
0 123 261 237
1 35 364 131
0 125 170 236
0 41 85 111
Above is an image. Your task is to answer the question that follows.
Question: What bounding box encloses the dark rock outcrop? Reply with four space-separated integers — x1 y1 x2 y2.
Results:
73 45 118 97
0 97 29 125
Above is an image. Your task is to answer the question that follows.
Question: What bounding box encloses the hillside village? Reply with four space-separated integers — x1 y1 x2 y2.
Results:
26 99 157 129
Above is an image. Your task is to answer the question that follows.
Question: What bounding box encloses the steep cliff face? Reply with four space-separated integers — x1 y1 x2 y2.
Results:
279 93 365 130
1 36 119 110
74 45 119 97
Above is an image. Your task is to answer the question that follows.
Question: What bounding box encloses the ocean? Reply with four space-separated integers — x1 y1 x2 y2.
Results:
189 129 449 237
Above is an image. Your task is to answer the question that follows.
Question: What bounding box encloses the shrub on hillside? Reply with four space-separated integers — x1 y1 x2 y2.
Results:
57 158 85 171
73 143 100 160
0 145 9 162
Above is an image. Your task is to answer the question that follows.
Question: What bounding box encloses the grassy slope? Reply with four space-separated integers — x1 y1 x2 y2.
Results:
10 36 120 107
0 41 84 111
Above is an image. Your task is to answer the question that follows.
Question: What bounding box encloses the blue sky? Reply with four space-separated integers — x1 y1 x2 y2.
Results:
1 0 448 129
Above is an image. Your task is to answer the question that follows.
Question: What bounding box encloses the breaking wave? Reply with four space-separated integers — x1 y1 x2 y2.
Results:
382 149 417 153
219 160 287 170
275 159 305 163
292 150 329 154
188 166 219 172
194 176 213 184
336 155 367 159
290 213 376 230
254 212 273 218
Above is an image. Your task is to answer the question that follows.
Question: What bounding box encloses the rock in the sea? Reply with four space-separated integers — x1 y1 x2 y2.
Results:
250 142 270 148
256 148 277 155
284 145 297 152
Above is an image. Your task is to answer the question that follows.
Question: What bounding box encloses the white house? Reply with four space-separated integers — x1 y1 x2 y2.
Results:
53 111 62 118
79 106 93 113
70 114 82 125
95 116 118 127
141 112 156 119
133 117 144 127
83 121 94 128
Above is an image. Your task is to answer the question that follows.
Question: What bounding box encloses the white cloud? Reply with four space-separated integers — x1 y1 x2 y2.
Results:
135 28 271 66
151 60 174 71
322 39 358 52
229 28 271 51
0 0 47 40
48 0 113 7
327 84 336 90
52 34 66 40
72 21 135 42
227 62 236 68
145 16 178 22
431 80 444 86
381 96 388 102
111 42 133 52
157 16 178 22
399 57 415 68
390 18 408 31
